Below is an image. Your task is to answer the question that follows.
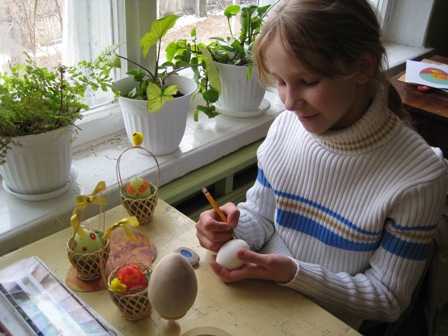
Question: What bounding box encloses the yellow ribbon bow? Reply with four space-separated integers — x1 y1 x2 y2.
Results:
70 181 108 238
103 216 140 245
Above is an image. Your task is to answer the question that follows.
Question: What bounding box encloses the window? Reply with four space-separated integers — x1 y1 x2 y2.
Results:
0 0 277 144
368 0 391 26
0 0 435 149
0 0 433 76
0 0 63 70
0 0 118 107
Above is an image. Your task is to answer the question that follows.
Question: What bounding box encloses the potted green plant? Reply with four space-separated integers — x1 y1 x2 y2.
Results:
167 4 272 119
98 14 221 156
0 52 116 200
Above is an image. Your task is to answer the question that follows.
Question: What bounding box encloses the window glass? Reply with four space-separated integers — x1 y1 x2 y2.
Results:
0 0 276 68
2 0 430 118
367 0 389 27
160 0 263 46
0 0 276 106
0 0 115 107
0 0 63 70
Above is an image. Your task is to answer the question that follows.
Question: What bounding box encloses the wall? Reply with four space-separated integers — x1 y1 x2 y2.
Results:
426 0 448 57
383 0 434 47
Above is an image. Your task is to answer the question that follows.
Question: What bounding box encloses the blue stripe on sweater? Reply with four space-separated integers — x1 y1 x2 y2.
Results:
258 169 376 236
381 220 434 261
257 168 271 188
381 231 431 261
277 190 376 236
257 169 372 232
276 209 380 252
257 169 433 260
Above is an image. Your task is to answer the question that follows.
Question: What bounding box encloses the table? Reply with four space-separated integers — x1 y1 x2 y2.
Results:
389 55 448 158
0 199 359 336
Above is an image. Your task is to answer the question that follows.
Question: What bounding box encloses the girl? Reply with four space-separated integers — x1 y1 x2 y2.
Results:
195 0 448 330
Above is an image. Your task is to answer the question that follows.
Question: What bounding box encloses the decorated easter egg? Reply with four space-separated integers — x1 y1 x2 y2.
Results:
148 253 198 320
124 177 154 199
419 67 448 85
216 239 249 270
71 229 103 254
116 264 148 292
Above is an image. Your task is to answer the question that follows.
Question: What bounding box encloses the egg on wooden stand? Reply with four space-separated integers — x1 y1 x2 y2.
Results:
148 253 198 321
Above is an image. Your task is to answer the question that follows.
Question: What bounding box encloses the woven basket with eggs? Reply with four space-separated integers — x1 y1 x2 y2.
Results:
67 230 110 281
67 181 110 281
107 262 152 320
116 132 160 224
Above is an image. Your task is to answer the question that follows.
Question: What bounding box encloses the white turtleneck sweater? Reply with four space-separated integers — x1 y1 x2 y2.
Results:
235 87 448 329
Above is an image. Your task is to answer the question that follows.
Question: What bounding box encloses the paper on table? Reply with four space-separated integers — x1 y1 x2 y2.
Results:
405 60 448 90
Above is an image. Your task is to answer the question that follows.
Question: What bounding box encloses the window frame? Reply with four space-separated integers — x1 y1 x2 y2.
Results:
71 0 158 149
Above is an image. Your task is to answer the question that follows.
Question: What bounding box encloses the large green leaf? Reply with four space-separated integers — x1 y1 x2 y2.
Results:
165 42 177 62
98 43 122 57
140 14 179 57
96 43 124 67
224 5 240 19
146 82 178 113
199 46 222 94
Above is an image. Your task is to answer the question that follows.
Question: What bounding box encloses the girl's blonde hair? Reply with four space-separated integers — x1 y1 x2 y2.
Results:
253 0 411 125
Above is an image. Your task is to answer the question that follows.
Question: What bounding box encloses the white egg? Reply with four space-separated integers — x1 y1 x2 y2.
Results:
216 239 249 270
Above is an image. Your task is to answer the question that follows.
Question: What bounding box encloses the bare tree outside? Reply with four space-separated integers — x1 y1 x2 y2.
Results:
161 0 261 47
0 0 259 71
0 0 62 70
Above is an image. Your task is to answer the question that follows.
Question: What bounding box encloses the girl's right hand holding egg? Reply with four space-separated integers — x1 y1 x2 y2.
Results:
195 202 240 253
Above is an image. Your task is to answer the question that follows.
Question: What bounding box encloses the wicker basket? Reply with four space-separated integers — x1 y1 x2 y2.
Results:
117 147 160 224
107 262 152 320
67 235 110 281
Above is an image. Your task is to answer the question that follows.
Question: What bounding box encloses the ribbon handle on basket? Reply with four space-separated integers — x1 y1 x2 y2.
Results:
70 181 108 238
103 216 140 245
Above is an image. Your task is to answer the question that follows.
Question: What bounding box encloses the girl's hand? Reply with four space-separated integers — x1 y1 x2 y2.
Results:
196 202 240 252
210 249 297 284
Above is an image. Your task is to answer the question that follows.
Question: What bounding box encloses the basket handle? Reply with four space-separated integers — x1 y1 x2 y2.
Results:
116 146 161 191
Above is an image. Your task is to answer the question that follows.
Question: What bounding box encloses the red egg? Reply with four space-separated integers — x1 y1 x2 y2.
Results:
117 264 148 292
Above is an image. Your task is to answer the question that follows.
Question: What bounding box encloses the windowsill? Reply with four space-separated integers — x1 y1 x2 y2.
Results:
383 42 434 76
0 43 433 255
0 90 285 255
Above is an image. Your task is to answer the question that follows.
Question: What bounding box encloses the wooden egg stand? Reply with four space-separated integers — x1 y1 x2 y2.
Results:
148 253 198 335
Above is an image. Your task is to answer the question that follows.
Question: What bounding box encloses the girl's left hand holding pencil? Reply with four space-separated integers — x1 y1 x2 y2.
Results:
196 202 240 253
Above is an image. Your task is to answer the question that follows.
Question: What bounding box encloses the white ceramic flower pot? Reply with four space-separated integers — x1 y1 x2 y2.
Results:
0 127 73 197
116 76 197 156
215 62 266 116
